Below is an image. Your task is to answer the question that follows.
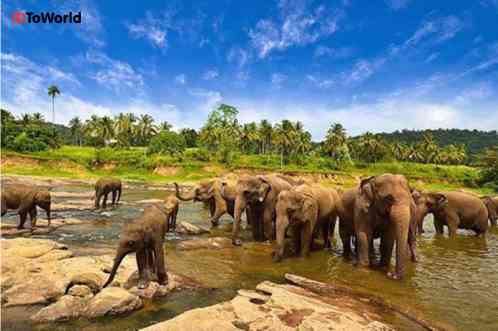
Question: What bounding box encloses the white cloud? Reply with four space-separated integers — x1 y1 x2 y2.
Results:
249 1 343 58
227 47 251 68
188 89 223 114
85 51 144 92
306 75 334 89
127 11 168 49
202 69 219 80
271 73 287 89
385 0 411 10
404 15 464 48
175 74 187 85
1 53 111 124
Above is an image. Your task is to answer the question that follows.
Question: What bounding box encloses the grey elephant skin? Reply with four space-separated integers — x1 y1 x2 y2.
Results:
414 191 488 237
174 180 236 226
163 195 179 231
95 177 122 208
354 174 417 280
103 204 169 289
1 185 51 229
228 174 292 245
273 184 340 262
481 196 498 226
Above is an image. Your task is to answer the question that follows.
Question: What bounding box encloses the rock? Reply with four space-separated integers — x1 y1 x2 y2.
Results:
68 273 105 293
136 199 163 204
176 222 210 235
128 272 200 299
31 295 86 322
68 285 93 298
141 279 395 331
85 287 143 318
177 237 232 250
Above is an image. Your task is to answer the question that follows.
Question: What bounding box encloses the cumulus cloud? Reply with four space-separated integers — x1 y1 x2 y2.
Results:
85 50 144 92
127 11 168 48
249 0 343 58
1 52 111 124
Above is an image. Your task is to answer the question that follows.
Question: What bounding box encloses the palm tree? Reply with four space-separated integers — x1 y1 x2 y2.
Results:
99 116 115 145
323 123 347 158
20 113 31 126
69 117 83 146
114 113 136 147
47 85 60 124
136 114 157 145
32 112 45 124
258 120 273 154
159 121 172 132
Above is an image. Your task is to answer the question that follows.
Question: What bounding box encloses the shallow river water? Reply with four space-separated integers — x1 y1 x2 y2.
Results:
2 183 498 331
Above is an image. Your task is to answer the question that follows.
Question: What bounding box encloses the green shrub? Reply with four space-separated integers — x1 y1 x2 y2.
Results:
12 132 49 152
147 131 186 155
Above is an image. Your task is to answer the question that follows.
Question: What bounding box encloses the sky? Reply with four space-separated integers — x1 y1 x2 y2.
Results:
1 0 498 139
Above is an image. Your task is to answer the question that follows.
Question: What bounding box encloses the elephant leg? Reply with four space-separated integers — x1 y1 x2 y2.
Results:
380 226 395 269
356 227 372 267
172 210 178 231
322 221 331 249
154 242 168 285
339 222 352 258
445 213 459 237
136 249 149 289
95 191 101 208
417 217 424 234
103 193 109 209
18 211 28 229
111 190 117 205
433 217 444 235
29 207 38 229
208 202 226 227
117 188 122 204
300 223 312 258
263 207 274 241
146 248 155 280
292 224 302 256
408 223 418 262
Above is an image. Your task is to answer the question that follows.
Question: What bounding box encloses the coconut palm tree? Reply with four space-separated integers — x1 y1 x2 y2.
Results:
69 117 83 146
136 114 157 145
47 85 60 124
99 116 115 145
258 119 273 154
159 121 172 132
114 113 136 147
32 112 45 124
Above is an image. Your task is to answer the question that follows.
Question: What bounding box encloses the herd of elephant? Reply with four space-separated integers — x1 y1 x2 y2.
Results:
1 173 497 289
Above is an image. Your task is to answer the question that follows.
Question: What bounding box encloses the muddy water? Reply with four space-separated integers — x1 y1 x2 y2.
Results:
2 183 498 331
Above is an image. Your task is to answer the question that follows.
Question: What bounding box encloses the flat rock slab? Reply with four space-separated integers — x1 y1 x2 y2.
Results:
1 238 201 323
141 279 395 331
175 222 210 235
177 237 232 250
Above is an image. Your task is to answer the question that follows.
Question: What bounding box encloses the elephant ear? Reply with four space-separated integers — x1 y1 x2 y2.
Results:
428 193 447 209
359 176 376 209
482 196 497 209
302 195 318 224
257 176 272 202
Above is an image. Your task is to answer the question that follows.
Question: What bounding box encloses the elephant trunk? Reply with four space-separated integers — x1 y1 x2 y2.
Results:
390 204 410 279
103 248 128 288
174 183 196 201
273 211 289 262
232 195 247 244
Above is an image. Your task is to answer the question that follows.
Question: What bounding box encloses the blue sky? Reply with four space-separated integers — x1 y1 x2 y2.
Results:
2 0 498 139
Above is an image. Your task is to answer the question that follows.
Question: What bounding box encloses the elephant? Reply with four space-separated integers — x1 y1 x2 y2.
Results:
354 174 417 280
164 195 179 231
481 196 498 227
273 184 340 262
174 180 237 226
95 178 122 209
337 186 417 263
227 174 292 245
413 191 488 237
1 185 51 229
103 204 168 289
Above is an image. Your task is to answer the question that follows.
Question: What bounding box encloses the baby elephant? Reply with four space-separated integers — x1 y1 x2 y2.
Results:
103 204 169 289
164 195 179 231
95 177 122 209
273 184 340 262
1 185 51 229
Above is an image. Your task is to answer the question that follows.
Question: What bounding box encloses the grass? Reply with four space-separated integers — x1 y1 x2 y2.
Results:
1 146 491 194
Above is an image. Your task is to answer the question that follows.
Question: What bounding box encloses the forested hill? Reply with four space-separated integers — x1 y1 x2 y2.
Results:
373 129 498 155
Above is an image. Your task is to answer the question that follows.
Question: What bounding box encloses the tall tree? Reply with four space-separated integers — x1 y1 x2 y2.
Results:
69 117 83 146
258 119 273 154
47 85 60 124
136 114 156 145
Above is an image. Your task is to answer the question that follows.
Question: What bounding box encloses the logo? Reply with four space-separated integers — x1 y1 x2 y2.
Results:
11 11 81 25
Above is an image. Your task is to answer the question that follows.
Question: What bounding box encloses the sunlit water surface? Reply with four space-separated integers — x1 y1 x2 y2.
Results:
1 183 497 331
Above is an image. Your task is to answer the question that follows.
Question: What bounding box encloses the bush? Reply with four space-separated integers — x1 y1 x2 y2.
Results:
12 132 49 152
183 148 211 161
147 131 186 155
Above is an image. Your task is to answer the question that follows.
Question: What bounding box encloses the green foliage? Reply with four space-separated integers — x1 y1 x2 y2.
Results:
477 146 498 192
179 128 198 147
147 131 186 155
12 132 49 152
200 104 241 164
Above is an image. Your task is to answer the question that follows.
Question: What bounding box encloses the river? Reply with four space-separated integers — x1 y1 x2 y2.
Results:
1 182 497 331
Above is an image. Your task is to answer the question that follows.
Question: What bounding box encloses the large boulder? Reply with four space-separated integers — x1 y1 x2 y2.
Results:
141 279 395 331
84 287 143 318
